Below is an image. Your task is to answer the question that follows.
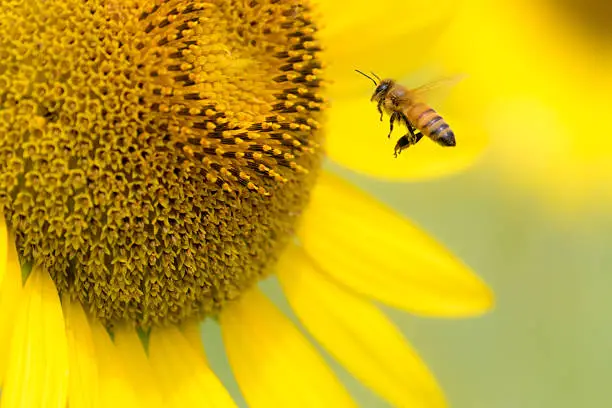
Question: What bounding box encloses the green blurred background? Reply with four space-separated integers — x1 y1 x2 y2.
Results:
200 156 611 407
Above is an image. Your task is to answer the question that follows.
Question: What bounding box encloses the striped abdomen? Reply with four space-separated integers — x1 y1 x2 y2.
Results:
405 102 456 146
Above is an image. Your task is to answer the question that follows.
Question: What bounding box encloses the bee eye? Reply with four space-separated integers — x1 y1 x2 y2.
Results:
375 83 388 94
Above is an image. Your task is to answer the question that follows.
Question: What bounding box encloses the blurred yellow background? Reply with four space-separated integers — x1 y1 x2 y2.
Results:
200 0 612 406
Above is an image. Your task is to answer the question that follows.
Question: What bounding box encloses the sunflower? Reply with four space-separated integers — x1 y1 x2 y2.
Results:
0 0 492 407
430 0 612 213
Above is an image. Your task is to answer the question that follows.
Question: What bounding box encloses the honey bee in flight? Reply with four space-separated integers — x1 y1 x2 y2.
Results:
355 70 458 158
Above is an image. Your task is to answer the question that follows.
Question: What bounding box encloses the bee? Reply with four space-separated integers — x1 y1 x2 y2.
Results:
355 70 458 158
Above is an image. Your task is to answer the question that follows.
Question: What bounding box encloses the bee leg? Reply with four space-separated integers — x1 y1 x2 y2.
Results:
400 112 411 128
377 99 384 121
387 112 397 138
394 129 424 158
393 136 410 158
414 130 424 143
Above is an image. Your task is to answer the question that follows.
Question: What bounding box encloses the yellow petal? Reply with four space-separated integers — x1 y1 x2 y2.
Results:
148 325 236 408
180 318 207 363
113 326 163 408
0 215 8 289
314 0 457 38
0 235 22 385
432 0 612 209
63 297 99 408
278 244 446 408
314 0 459 98
324 90 488 180
90 321 139 408
1 267 69 408
299 171 493 317
219 287 356 408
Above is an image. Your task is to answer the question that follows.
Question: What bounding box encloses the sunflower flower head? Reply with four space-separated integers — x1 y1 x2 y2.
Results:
0 0 325 327
0 1 493 407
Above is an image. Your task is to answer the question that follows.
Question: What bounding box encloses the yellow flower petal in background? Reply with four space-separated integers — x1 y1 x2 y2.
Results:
63 297 98 408
299 171 493 317
1 267 69 408
0 231 20 385
278 243 446 408
314 0 459 98
148 326 236 408
90 321 138 408
434 0 612 211
220 287 356 408
114 326 163 408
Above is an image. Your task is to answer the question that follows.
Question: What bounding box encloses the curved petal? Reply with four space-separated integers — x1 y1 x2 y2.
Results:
219 287 356 408
1 266 69 408
0 234 22 385
63 297 99 408
299 171 493 317
278 243 447 408
114 326 163 408
324 87 488 180
148 325 236 408
90 321 139 408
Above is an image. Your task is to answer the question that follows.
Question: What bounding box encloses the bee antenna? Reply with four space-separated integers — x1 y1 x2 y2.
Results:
370 71 381 82
355 69 378 86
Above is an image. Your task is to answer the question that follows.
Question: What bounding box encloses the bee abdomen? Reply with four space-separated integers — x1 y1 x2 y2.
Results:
419 110 456 147
406 103 456 146
429 122 456 146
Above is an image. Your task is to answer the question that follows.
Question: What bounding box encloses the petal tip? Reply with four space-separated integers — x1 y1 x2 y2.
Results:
455 279 496 318
479 285 496 312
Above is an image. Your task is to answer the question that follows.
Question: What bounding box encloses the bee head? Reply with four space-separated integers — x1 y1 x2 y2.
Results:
371 79 393 102
354 70 393 102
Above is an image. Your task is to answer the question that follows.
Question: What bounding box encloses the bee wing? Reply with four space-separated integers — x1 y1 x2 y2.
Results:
404 74 468 104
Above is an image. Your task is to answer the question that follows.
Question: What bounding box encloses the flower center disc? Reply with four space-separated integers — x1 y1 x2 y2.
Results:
0 0 324 327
